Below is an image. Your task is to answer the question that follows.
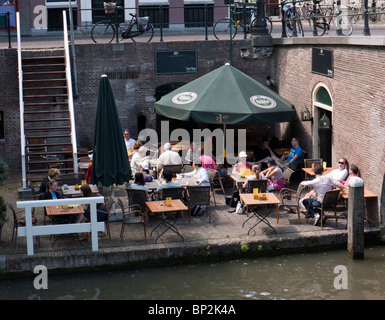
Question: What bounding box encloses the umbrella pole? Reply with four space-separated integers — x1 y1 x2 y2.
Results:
229 3 233 65
112 184 116 215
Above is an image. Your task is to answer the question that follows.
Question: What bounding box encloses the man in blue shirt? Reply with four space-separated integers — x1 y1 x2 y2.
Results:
274 137 303 170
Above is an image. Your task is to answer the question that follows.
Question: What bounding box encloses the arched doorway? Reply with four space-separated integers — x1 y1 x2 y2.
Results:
312 84 333 166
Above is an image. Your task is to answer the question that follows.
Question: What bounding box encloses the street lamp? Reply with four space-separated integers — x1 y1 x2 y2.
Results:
301 106 312 122
319 113 331 129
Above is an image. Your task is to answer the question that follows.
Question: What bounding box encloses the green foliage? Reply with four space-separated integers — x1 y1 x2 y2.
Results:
0 196 7 227
0 159 9 227
241 242 249 253
0 158 8 186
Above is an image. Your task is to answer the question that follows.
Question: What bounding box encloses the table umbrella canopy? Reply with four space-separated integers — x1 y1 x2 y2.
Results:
154 63 296 125
92 75 131 187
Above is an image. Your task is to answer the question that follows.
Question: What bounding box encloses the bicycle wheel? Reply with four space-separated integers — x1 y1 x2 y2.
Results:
335 14 353 36
128 23 154 42
91 20 115 44
250 16 273 35
352 8 362 24
309 16 327 36
285 11 303 37
213 18 237 40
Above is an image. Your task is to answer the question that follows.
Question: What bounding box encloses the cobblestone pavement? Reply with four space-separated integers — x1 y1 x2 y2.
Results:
0 169 364 256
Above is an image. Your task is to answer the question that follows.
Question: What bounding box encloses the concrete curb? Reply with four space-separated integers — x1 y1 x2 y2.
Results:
2 228 381 277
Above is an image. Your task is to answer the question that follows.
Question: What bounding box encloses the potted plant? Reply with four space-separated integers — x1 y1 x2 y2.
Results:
0 158 9 242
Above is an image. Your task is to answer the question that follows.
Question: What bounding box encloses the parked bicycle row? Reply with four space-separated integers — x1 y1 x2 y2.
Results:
85 1 385 43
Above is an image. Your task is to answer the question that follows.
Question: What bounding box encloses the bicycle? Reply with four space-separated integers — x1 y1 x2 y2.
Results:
283 2 304 37
309 0 353 36
91 2 154 44
213 3 272 40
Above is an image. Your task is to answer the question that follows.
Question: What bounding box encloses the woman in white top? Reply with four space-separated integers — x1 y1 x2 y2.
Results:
131 146 149 176
181 162 210 186
327 158 349 182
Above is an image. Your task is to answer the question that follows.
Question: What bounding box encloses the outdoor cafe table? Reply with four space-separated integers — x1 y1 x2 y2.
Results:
45 204 84 247
302 167 333 180
240 193 281 234
146 199 188 243
339 187 378 226
62 184 99 197
229 173 247 191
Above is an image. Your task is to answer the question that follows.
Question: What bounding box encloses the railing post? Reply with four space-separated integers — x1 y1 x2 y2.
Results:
292 0 298 37
312 0 318 36
363 0 371 35
159 4 164 42
6 11 11 48
243 3 247 39
281 1 287 37
252 0 269 35
204 4 208 40
347 177 365 259
335 0 342 36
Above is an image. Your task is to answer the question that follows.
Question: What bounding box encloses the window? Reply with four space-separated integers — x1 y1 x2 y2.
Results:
316 87 332 106
184 4 213 28
0 111 4 140
139 5 169 28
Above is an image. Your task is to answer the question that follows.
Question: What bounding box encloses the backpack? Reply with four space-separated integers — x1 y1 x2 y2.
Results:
225 190 240 208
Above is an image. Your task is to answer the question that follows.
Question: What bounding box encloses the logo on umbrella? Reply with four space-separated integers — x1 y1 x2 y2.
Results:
250 95 276 109
172 92 198 104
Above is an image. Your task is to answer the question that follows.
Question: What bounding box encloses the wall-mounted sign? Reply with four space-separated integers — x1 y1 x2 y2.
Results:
312 47 333 78
156 50 197 74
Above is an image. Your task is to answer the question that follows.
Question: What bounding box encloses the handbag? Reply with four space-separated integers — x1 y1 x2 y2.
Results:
235 201 244 214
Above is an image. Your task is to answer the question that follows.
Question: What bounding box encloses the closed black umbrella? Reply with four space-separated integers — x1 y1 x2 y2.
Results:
92 75 131 187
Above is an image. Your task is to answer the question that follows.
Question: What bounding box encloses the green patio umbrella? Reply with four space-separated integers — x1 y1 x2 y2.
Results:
92 75 131 187
154 63 295 125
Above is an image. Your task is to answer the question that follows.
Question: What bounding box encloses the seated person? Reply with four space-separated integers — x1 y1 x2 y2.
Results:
254 139 275 170
260 157 286 191
128 140 142 160
233 151 252 173
339 163 360 188
39 168 60 193
181 162 210 186
76 184 108 241
242 165 260 191
43 179 76 224
131 146 150 176
327 158 349 182
156 169 181 192
273 137 303 170
200 149 227 177
130 172 151 200
299 164 343 226
185 141 201 164
157 142 182 171
123 129 135 152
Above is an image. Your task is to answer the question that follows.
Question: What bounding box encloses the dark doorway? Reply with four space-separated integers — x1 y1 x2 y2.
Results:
155 83 198 139
92 0 124 24
318 108 332 167
47 8 77 31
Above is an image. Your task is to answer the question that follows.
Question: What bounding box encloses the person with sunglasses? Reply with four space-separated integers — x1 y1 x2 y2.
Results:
327 158 349 182
123 129 135 152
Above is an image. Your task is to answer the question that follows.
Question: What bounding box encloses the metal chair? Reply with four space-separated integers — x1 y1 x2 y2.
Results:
283 167 295 188
60 173 80 185
159 187 187 223
206 168 226 197
310 189 343 229
116 197 147 242
162 164 183 177
279 183 308 223
126 188 147 212
8 202 40 246
182 165 194 173
246 179 268 194
206 168 218 206
186 186 211 223
304 158 323 168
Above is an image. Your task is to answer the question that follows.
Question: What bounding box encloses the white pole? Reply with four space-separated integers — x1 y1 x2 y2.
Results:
63 10 79 173
16 12 26 189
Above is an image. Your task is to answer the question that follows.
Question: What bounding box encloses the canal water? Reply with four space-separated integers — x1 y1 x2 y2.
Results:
1 246 384 300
